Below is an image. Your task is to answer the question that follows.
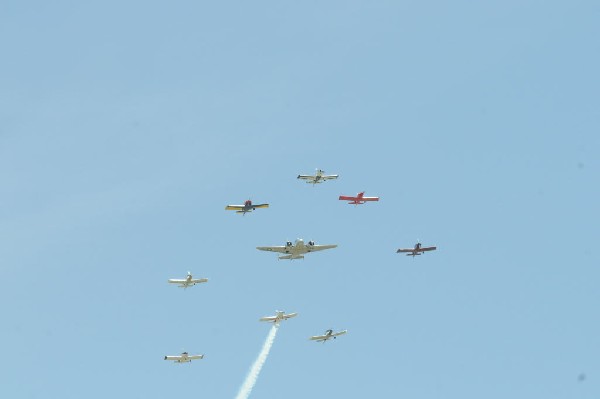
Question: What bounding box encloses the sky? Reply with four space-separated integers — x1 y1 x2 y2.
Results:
1 1 599 398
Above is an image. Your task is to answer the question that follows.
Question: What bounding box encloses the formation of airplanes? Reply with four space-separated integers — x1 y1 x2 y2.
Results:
256 239 337 260
164 168 437 363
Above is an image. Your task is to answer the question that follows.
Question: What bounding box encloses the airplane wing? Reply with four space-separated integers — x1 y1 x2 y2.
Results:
225 205 245 210
361 197 379 201
168 279 186 284
396 248 414 253
282 312 298 320
420 246 437 252
309 330 347 341
309 330 348 341
297 175 315 180
187 354 204 360
331 330 347 337
190 278 208 284
322 175 338 180
308 244 337 252
164 355 182 361
252 204 269 209
256 246 288 254
259 316 277 322
338 195 357 201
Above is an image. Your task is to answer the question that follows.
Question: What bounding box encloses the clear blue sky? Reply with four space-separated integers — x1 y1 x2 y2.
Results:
1 1 598 398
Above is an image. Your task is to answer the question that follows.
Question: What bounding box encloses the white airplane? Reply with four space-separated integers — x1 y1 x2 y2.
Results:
396 242 437 257
168 272 208 289
164 351 204 363
225 199 269 215
297 169 339 185
259 310 298 323
309 329 347 343
256 238 337 260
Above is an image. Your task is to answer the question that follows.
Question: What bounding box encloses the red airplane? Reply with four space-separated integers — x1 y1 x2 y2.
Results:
338 191 380 205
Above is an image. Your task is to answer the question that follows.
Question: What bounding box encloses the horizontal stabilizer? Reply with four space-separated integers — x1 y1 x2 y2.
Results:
279 255 304 260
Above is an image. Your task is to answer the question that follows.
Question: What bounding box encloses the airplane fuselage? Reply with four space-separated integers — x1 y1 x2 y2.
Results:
302 170 335 185
279 239 316 259
307 176 323 184
312 170 325 184
348 192 364 205
407 243 425 257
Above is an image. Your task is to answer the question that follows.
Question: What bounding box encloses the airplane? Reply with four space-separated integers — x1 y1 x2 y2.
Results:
164 351 204 363
168 272 208 289
256 238 337 260
309 329 347 343
259 310 298 323
339 191 379 205
297 169 339 185
396 242 437 257
225 199 269 215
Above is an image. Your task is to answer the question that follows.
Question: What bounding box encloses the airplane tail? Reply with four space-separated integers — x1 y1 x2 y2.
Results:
278 255 304 260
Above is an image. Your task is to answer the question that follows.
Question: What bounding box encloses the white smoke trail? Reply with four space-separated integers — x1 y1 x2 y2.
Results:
235 324 279 399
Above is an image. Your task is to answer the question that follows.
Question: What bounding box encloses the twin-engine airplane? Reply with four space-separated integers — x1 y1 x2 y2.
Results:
396 242 437 257
309 329 347 343
225 199 269 215
339 191 379 205
259 310 298 323
164 352 204 363
297 169 339 185
256 238 337 260
168 272 208 289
